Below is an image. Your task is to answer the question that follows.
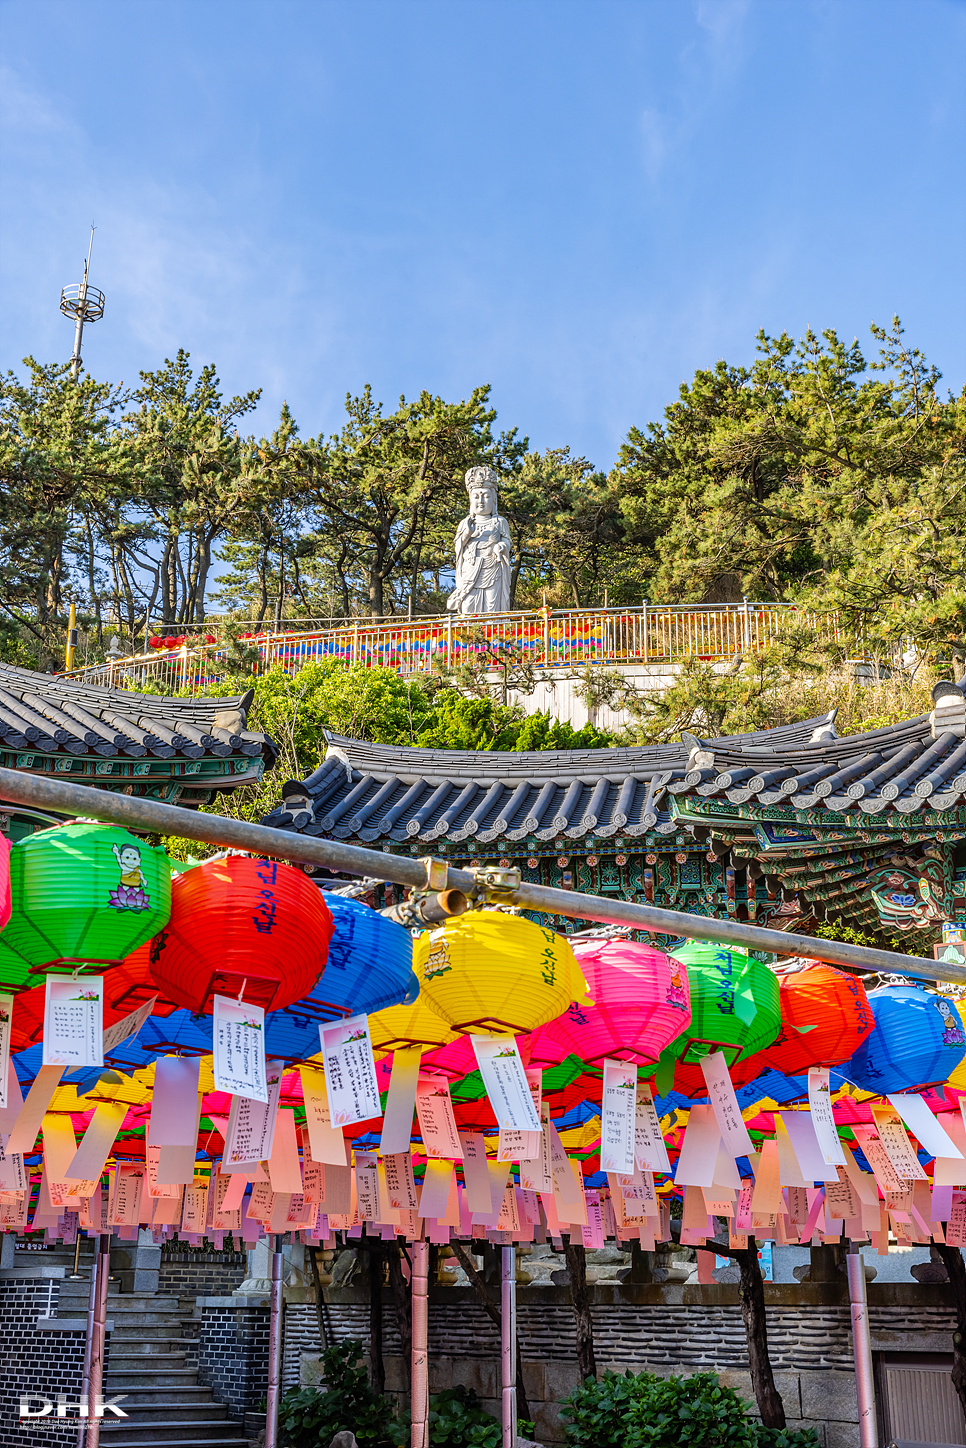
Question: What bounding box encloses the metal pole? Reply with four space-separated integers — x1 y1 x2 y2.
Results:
265 1234 283 1448
0 766 957 985
847 1250 877 1448
85 1234 111 1447
411 1239 429 1448
76 1243 98 1448
501 1246 517 1448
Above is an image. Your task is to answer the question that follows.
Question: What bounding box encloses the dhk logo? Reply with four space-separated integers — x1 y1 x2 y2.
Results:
19 1393 129 1419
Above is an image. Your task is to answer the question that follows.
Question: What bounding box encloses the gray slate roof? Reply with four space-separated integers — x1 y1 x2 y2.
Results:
261 682 966 848
0 663 277 802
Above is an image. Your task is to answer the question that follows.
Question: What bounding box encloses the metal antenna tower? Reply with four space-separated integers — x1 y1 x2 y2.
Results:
60 226 105 380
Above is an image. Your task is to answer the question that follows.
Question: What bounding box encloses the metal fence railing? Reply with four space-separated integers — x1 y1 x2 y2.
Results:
61 602 845 695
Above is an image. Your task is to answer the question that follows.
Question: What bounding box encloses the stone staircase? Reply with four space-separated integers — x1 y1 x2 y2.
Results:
56 1266 250 1448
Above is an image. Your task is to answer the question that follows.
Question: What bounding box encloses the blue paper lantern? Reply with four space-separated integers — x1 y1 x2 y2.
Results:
301 892 416 1018
843 984 966 1093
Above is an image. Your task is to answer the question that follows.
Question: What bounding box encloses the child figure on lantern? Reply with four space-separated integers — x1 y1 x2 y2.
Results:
666 958 688 1011
109 842 151 913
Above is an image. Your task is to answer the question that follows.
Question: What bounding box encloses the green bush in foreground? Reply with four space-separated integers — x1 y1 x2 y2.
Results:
562 1369 821 1448
278 1339 402 1448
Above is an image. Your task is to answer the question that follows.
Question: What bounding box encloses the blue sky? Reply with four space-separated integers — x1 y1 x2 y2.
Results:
1 0 963 470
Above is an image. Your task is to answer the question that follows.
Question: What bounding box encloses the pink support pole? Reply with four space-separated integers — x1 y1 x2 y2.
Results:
847 1250 877 1448
501 1246 517 1448
85 1234 111 1448
265 1235 284 1448
75 1243 98 1448
411 1240 430 1448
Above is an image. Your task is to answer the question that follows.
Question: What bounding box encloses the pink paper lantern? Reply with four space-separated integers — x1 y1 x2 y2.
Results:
0 835 10 933
529 937 692 1069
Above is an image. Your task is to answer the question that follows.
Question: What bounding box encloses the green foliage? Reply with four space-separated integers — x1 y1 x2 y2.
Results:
427 1385 502 1447
755 1430 821 1448
562 1369 819 1448
624 1373 758 1448
561 1368 664 1448
614 317 965 650
159 662 616 858
619 643 936 746
277 1339 400 1448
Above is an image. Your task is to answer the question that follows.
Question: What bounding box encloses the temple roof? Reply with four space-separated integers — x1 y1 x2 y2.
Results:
261 684 966 852
0 663 277 809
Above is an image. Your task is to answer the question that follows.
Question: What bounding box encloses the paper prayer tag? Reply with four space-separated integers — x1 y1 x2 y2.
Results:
320 1015 381 1125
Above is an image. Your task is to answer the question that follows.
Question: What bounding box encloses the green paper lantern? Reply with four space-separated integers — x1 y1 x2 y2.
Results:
662 940 780 1068
0 822 171 983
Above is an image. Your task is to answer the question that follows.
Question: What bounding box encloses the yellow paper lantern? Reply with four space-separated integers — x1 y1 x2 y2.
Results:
368 993 459 1054
414 912 588 1034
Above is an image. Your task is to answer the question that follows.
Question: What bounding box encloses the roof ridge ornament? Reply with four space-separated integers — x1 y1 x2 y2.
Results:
681 731 715 770
930 681 965 740
808 708 838 744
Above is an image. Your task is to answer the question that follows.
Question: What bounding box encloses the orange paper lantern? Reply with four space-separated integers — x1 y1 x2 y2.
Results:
759 963 875 1078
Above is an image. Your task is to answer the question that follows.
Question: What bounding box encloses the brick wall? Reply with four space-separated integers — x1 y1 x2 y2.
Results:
306 1280 964 1448
195 1297 270 1416
0 1276 86 1448
158 1250 248 1299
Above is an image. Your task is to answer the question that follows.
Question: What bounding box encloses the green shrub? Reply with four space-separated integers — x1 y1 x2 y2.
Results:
561 1368 662 1448
625 1372 757 1447
427 1385 501 1447
278 1338 402 1448
755 1430 821 1448
562 1369 817 1448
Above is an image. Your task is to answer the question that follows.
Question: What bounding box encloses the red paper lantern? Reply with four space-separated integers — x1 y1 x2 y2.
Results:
148 856 334 1013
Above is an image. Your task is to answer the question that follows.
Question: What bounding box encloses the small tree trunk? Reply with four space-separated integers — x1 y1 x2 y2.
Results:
451 1241 532 1422
735 1243 785 1428
368 1243 385 1393
563 1240 596 1382
934 1243 966 1413
386 1244 412 1393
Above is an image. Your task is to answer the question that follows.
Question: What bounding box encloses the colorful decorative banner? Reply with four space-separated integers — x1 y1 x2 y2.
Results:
222 1060 284 1169
635 1085 671 1173
807 1068 847 1167
674 1104 721 1189
300 1068 351 1166
471 1036 541 1131
870 1105 928 1182
102 996 157 1058
380 1046 422 1155
415 1076 463 1159
213 995 268 1102
320 1014 381 1125
519 1109 554 1196
384 1151 419 1211
600 1059 637 1174
0 994 12 1111
43 976 103 1069
887 1093 963 1160
148 1057 201 1147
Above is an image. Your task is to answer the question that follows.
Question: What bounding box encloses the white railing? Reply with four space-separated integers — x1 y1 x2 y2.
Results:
62 602 845 695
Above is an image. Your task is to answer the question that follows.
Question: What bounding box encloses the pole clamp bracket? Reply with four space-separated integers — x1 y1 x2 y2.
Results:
418 857 449 892
467 865 521 903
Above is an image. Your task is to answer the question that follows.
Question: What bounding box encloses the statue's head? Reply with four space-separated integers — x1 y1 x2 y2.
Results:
465 465 499 519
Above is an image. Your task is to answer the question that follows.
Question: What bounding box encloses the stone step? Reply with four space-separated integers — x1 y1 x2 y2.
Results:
97 1431 247 1447
108 1351 188 1367
107 1336 192 1353
110 1331 193 1350
112 1403 228 1422
105 1368 201 1388
101 1386 214 1400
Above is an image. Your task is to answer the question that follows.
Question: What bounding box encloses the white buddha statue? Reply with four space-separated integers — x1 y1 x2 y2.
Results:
446 466 513 616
